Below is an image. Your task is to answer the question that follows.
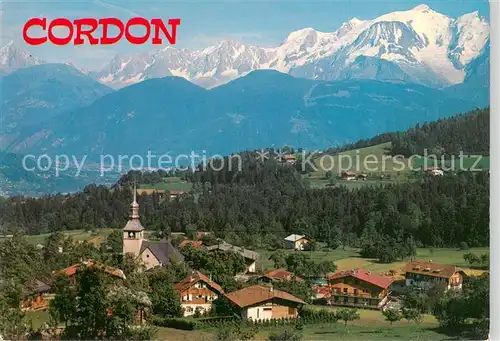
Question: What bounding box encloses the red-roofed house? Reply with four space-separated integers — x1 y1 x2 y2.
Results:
174 271 224 316
341 171 357 180
327 269 393 309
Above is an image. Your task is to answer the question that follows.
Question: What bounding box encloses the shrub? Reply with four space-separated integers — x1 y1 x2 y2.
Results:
150 316 200 330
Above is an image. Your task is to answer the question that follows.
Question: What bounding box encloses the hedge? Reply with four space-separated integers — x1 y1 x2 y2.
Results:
150 316 200 330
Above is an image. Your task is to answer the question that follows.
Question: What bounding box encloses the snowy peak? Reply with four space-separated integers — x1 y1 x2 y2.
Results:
88 4 488 90
412 4 432 12
449 11 490 67
0 41 41 75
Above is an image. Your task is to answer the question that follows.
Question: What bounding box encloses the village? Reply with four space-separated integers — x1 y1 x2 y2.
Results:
15 188 488 340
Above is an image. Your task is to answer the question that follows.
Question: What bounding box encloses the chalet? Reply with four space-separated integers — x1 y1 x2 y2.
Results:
20 279 52 311
284 234 310 250
327 269 393 309
404 261 462 291
225 285 305 321
174 271 224 316
123 189 184 270
341 171 356 180
206 242 259 273
425 166 444 176
256 268 304 283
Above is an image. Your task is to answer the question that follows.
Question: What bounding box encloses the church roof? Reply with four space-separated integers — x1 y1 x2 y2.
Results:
123 219 144 232
140 239 184 265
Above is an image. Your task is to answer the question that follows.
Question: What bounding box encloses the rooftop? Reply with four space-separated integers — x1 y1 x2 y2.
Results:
404 261 458 279
284 234 307 242
56 260 126 280
174 271 224 294
141 239 184 265
206 242 259 260
225 285 305 308
260 268 304 282
328 269 393 289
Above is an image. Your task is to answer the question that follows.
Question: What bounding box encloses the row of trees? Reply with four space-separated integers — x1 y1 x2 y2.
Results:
0 166 490 250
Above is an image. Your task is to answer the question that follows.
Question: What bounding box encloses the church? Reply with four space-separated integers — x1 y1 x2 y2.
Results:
123 188 184 270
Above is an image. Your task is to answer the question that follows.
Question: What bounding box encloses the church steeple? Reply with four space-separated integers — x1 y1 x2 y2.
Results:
123 183 144 256
130 184 140 220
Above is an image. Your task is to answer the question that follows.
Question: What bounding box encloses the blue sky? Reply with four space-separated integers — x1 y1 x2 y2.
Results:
0 0 490 70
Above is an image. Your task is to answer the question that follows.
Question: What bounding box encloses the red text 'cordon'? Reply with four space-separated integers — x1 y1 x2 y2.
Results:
23 17 181 46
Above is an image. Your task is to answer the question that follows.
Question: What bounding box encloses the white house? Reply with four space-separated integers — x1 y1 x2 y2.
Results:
284 234 310 250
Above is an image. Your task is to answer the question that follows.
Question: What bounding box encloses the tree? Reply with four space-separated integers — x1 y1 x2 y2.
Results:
148 268 183 317
101 230 123 254
382 308 402 326
336 308 360 329
402 308 422 324
269 250 287 269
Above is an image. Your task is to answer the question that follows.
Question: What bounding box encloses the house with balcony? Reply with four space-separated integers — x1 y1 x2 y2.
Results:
174 271 224 316
404 261 462 291
327 269 393 309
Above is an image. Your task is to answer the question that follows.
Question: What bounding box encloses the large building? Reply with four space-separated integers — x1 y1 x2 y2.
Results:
404 261 462 291
225 285 305 321
327 269 393 309
174 271 224 316
123 189 184 270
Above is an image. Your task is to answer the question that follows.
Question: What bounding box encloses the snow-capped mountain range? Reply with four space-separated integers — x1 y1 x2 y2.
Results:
0 4 489 89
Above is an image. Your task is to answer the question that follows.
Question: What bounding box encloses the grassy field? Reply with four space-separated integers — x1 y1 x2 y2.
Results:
24 302 457 341
0 228 117 246
306 142 489 190
154 308 445 341
257 247 489 274
139 177 193 192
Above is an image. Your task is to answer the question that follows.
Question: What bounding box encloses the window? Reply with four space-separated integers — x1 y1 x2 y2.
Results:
288 307 296 315
353 289 358 295
146 254 149 258
263 307 272 311
343 288 348 294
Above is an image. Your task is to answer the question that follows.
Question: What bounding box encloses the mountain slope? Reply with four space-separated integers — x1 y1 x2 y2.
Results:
90 4 489 89
5 70 482 159
0 64 114 148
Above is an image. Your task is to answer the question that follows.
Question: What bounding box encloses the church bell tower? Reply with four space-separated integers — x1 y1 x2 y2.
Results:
123 185 144 256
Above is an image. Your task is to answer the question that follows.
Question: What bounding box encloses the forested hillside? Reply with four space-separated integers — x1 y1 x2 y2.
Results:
390 108 489 157
323 107 489 157
0 158 489 249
